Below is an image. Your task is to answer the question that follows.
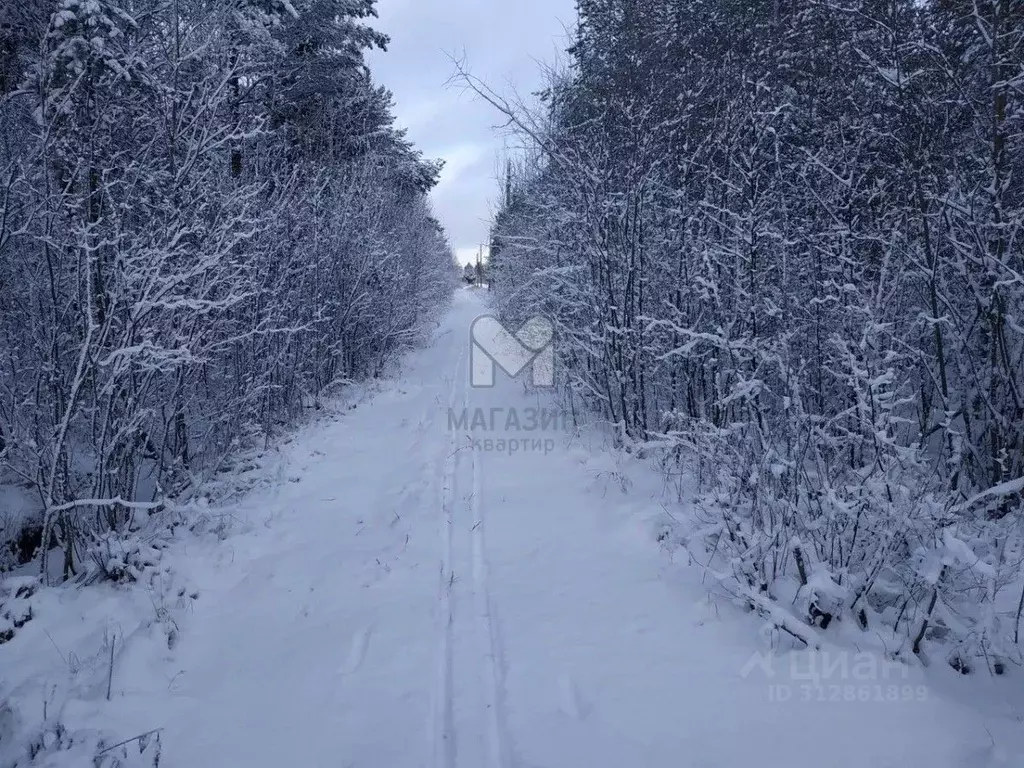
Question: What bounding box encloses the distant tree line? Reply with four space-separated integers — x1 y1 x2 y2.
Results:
463 255 487 285
487 0 1023 671
0 0 454 579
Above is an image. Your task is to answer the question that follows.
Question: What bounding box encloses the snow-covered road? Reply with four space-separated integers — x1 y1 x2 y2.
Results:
141 290 1010 767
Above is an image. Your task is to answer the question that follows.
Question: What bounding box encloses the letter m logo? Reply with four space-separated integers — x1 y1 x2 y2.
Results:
470 315 554 388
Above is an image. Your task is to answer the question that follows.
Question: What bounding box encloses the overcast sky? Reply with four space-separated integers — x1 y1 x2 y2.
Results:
367 0 577 265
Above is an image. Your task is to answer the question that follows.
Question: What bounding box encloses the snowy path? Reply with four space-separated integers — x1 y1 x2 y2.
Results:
138 290 1008 767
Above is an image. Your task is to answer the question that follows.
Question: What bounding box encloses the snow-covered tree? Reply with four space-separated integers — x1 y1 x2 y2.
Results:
485 0 1024 671
0 0 454 581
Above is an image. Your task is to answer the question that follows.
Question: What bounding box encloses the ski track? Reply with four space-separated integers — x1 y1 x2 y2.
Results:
434 339 511 768
79 287 1020 768
468 382 511 768
432 343 463 768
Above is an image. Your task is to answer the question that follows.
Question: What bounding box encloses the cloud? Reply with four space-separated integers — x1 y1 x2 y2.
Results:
367 0 577 259
391 98 446 134
434 142 490 194
456 246 489 266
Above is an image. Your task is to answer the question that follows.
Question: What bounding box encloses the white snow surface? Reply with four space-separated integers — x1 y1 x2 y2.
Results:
4 288 1024 767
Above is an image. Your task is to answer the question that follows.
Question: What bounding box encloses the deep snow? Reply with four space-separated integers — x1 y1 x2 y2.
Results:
4 288 1024 767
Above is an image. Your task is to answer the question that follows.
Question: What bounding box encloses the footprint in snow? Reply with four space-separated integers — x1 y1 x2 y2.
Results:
558 673 588 720
341 627 372 674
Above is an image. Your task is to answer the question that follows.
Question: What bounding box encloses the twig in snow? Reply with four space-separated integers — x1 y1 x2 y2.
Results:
106 633 116 701
96 728 163 756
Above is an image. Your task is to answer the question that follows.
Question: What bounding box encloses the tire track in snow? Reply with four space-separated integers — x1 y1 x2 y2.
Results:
432 345 466 768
